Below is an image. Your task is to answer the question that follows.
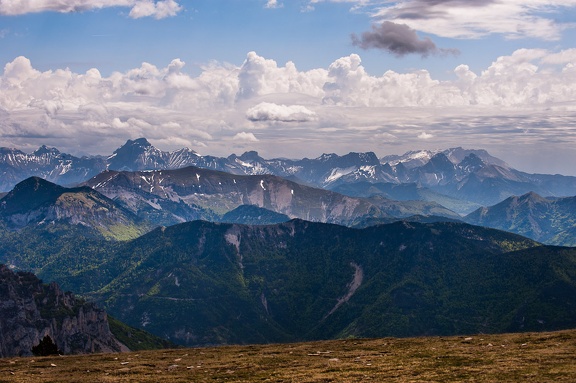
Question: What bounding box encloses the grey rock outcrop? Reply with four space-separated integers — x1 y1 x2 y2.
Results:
0 264 128 357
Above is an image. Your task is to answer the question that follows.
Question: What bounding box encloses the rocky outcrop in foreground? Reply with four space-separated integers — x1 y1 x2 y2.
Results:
0 264 127 358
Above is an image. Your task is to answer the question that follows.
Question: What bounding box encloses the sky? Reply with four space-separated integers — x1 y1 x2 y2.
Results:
1 1 576 175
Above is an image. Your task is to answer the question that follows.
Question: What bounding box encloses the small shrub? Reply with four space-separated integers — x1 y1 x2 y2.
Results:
31 335 61 356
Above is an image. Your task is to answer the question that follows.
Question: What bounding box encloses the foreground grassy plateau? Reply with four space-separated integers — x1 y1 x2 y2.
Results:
2 330 576 383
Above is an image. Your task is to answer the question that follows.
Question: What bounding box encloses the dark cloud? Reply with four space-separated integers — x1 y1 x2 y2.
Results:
351 21 459 57
384 0 496 20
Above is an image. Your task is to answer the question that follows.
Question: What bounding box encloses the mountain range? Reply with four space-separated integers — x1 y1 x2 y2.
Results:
2 174 576 347
2 138 576 214
83 167 458 227
4 216 576 347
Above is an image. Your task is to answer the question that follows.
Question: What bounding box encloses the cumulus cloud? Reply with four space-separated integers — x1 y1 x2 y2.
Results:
3 49 576 114
352 21 459 57
418 131 433 139
246 102 317 122
1 49 576 172
237 51 326 100
0 0 183 19
129 0 182 19
233 132 259 142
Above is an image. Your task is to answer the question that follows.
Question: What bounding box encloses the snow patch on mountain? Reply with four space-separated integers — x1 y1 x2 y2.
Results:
325 166 358 184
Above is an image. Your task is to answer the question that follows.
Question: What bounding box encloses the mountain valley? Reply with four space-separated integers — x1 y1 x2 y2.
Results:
1 138 576 354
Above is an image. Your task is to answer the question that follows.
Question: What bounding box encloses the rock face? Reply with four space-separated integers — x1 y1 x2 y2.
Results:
84 167 458 227
0 264 127 358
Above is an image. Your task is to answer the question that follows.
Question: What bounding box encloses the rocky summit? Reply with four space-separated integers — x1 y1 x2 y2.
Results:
0 264 127 358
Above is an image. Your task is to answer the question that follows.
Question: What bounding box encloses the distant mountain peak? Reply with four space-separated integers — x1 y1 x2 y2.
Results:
1 177 147 238
127 137 152 147
517 191 547 203
318 153 338 161
425 152 455 170
112 138 155 154
108 138 164 171
238 151 261 161
458 153 486 173
14 175 62 190
1 177 66 215
33 145 60 156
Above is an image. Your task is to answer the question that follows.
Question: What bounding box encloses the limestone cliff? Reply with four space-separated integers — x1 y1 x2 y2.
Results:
0 264 128 357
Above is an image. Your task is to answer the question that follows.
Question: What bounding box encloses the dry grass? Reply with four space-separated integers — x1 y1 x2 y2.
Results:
2 330 576 382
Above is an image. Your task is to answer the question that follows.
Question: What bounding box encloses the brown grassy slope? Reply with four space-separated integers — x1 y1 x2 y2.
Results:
2 329 576 383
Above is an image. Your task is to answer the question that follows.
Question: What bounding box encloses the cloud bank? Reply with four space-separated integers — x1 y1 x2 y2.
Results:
0 0 182 19
1 49 576 174
3 49 576 115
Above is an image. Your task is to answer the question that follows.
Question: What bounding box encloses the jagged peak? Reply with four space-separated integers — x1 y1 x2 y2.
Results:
127 137 152 147
458 153 486 168
317 153 338 161
172 146 198 155
426 152 454 168
341 151 380 163
33 145 60 156
431 152 449 160
111 138 154 155
238 151 261 161
0 146 25 154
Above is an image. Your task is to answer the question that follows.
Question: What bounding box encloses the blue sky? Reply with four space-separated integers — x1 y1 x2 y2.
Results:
1 0 576 175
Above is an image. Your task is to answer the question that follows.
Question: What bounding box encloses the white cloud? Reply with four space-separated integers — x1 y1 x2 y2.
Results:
265 0 283 9
311 0 576 40
375 132 399 143
0 0 183 19
376 0 576 40
129 0 182 19
246 102 317 122
541 49 576 65
3 49 576 114
237 51 326 100
1 49 576 175
233 132 259 142
418 131 433 139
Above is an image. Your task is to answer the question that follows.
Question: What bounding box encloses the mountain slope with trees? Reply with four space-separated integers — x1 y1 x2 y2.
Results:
0 177 149 240
42 219 574 347
465 192 576 246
